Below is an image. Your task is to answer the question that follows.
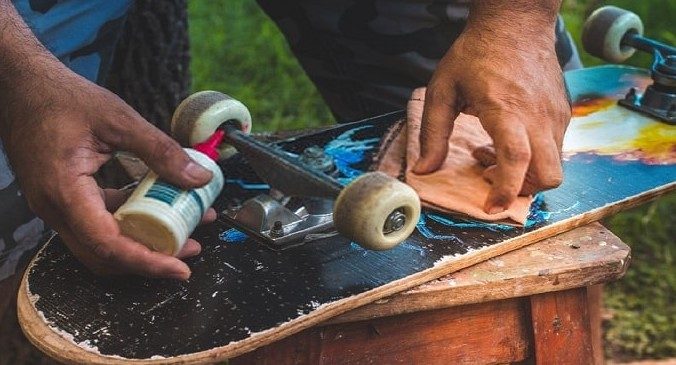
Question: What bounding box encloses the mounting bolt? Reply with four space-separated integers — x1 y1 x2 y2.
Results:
666 55 676 66
624 87 637 102
304 146 323 158
300 146 336 174
270 220 284 238
656 55 676 78
383 210 406 234
223 201 242 218
662 55 676 74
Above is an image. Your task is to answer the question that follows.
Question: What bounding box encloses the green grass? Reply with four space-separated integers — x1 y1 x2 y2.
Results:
188 0 333 132
604 193 676 359
188 0 675 359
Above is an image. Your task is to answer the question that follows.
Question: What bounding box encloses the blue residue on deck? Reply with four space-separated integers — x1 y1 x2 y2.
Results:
417 194 556 236
425 212 514 232
349 241 426 257
219 228 248 244
416 214 464 241
399 242 426 256
323 126 380 185
224 179 270 190
524 194 551 228
349 242 369 256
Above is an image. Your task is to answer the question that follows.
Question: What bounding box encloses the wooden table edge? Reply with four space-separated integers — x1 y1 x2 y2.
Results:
327 222 630 324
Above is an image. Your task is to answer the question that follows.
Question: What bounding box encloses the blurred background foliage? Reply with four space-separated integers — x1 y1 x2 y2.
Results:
189 0 331 131
188 0 675 360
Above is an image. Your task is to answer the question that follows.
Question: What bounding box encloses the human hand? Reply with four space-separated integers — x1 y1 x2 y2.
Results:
413 2 570 214
2 69 214 280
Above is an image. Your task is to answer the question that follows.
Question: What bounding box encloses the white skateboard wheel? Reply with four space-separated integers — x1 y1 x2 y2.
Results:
582 6 644 63
333 172 420 251
171 91 252 160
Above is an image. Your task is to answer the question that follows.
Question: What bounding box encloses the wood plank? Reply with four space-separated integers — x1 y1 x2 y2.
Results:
233 299 532 365
530 288 594 364
329 223 628 324
230 326 323 365
588 284 605 365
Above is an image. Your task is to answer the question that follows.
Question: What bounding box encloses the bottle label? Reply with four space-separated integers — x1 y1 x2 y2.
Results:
145 179 206 216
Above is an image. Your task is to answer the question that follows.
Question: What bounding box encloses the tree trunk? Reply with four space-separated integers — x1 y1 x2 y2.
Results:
106 0 191 133
98 0 190 188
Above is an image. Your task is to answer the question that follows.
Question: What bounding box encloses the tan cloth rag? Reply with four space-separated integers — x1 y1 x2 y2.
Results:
376 88 533 226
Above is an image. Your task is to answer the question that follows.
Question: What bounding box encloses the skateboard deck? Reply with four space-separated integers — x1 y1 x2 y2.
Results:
18 65 675 364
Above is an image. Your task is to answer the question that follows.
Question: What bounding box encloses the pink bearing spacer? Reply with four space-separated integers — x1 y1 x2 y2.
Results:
192 129 226 161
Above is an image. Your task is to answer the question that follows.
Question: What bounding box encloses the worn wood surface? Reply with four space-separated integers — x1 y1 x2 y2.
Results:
589 284 605 365
328 222 628 324
17 66 674 364
233 299 533 365
531 288 595 364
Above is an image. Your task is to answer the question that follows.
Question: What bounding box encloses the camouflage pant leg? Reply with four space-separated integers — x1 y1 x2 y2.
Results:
0 143 43 281
257 0 582 122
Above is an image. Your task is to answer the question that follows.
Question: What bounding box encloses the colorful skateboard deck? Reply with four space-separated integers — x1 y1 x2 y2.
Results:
18 66 675 364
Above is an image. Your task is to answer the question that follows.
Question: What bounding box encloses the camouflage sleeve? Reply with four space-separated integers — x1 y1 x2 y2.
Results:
257 0 581 122
0 0 132 281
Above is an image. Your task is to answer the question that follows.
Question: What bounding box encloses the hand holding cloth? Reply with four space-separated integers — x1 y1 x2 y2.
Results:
376 88 533 225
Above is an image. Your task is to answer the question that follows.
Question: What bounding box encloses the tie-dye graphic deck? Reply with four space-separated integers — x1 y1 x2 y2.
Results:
18 66 675 363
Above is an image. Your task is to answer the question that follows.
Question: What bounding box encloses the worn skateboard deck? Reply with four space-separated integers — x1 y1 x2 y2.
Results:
18 66 675 364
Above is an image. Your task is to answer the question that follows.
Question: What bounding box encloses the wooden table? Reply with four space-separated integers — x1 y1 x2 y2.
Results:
232 222 629 365
111 152 631 364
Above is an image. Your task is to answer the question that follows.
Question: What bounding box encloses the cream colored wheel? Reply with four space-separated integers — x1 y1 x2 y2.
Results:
171 91 252 160
333 172 420 250
582 6 643 63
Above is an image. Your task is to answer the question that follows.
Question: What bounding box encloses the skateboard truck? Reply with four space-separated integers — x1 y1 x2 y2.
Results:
219 145 343 249
215 124 343 249
170 91 421 251
217 130 417 249
618 53 676 124
222 192 336 249
583 6 676 124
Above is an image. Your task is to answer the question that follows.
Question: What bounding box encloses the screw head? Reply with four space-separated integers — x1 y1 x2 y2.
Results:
270 220 284 238
625 87 637 102
383 210 406 234
666 55 676 67
300 146 336 173
656 55 676 76
303 146 324 158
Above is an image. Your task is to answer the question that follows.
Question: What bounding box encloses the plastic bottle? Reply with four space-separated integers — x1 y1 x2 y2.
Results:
114 132 225 256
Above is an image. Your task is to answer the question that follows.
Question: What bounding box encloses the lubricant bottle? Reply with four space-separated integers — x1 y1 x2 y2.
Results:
113 131 226 256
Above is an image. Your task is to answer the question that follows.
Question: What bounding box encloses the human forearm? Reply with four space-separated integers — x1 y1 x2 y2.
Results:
416 0 570 214
466 1 561 43
0 1 75 130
